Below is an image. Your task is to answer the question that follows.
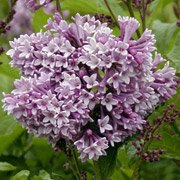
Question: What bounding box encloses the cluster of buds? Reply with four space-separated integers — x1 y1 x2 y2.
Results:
25 0 53 11
94 14 113 26
132 0 154 8
0 20 7 34
142 149 164 162
0 20 11 34
0 47 4 55
0 1 18 34
132 104 180 162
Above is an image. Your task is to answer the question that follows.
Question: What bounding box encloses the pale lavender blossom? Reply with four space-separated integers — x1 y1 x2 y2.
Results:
107 73 121 89
101 93 118 111
83 74 99 89
74 129 108 162
86 54 101 69
3 13 177 162
98 116 113 133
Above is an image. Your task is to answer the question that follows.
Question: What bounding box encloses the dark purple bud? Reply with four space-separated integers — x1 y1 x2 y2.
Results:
5 26 11 32
132 141 137 146
133 0 141 7
0 47 4 55
86 129 93 136
136 150 141 155
153 150 159 154
145 135 150 141
156 135 161 140
79 68 87 78
159 149 164 154
0 21 6 28
136 136 141 141
94 13 113 25
143 153 148 159
153 156 160 161
80 171 87 180
63 162 70 169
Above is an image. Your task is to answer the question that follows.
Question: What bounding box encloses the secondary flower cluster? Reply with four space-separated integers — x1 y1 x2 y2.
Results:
3 13 177 162
132 104 180 162
9 0 33 35
25 0 52 10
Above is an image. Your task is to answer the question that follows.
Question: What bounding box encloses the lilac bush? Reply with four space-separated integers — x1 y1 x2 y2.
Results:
2 13 177 162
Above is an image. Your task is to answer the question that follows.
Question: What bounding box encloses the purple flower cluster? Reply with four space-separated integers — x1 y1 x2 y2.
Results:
25 0 52 10
3 13 177 162
9 0 33 35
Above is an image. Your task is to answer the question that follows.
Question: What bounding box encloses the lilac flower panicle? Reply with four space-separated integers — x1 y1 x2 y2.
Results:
3 13 177 162
25 0 52 10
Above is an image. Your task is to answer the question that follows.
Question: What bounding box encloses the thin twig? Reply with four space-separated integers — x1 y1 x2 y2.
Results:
68 145 82 180
104 0 119 27
56 0 64 19
72 148 82 180
0 0 17 34
142 0 146 31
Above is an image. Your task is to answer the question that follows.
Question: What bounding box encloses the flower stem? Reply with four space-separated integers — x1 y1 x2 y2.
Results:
69 146 82 180
142 0 146 31
93 161 103 180
103 0 119 27
72 148 82 179
56 0 64 19
9 0 18 7
123 0 141 38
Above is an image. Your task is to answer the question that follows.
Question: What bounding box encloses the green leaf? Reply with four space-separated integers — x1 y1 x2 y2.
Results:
150 125 180 161
140 159 180 180
0 54 19 79
32 9 52 32
152 20 178 54
0 53 24 154
94 143 122 180
62 0 108 15
96 0 127 17
167 32 180 73
0 120 24 155
32 170 53 180
110 146 133 180
149 0 176 24
31 138 53 167
146 91 180 159
0 0 9 18
61 0 126 18
11 170 30 180
0 162 16 171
